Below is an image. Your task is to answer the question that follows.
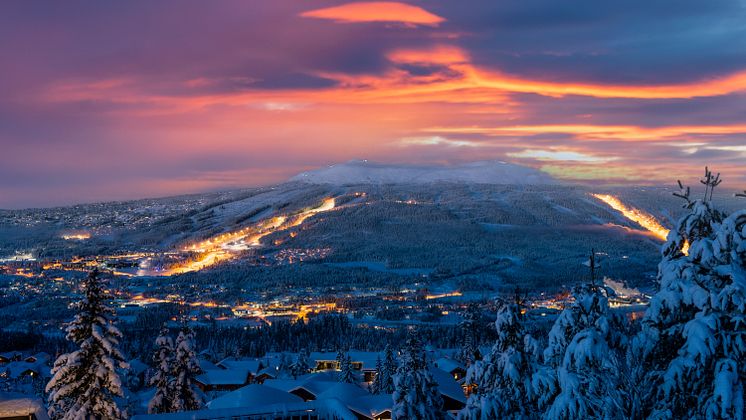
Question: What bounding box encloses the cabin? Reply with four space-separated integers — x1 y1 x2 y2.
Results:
23 353 49 365
434 358 467 382
254 367 277 384
347 395 393 420
430 367 467 414
309 351 380 383
194 369 252 392
2 361 50 382
0 353 21 365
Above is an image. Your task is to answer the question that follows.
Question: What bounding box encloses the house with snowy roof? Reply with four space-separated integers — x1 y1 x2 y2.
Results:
206 384 303 409
346 394 393 420
434 358 467 382
429 367 467 414
1 360 51 381
194 368 253 392
0 353 21 365
309 351 381 382
22 353 49 365
254 366 278 383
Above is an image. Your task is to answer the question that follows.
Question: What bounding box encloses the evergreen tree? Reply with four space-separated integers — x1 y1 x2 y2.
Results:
338 354 356 383
635 169 746 418
148 326 175 414
380 344 397 394
336 348 345 370
170 328 203 412
460 294 541 419
290 348 311 379
371 355 384 394
392 332 444 420
458 303 481 367
541 263 622 419
46 269 128 420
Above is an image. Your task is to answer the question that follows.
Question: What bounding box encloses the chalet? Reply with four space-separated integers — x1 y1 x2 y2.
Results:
346 395 393 420
23 353 49 365
134 366 465 420
430 367 467 414
254 367 277 384
2 361 50 381
309 351 380 383
194 369 252 392
262 371 338 401
289 379 337 402
0 353 21 365
434 358 467 381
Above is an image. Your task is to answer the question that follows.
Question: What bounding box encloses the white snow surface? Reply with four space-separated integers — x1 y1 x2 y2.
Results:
206 384 303 409
0 393 50 419
290 160 557 185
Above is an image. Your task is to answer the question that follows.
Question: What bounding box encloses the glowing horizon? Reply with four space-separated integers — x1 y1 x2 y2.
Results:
1 1 745 208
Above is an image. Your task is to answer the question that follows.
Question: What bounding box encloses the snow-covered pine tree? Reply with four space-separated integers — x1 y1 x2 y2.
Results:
371 355 384 394
46 269 128 420
291 348 311 379
148 326 175 414
380 344 397 394
632 169 744 418
460 292 541 419
541 252 621 419
458 303 481 367
338 354 356 383
392 332 444 420
170 328 203 412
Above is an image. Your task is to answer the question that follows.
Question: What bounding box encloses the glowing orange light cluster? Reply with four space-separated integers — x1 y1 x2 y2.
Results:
163 197 336 275
61 233 91 240
592 194 670 241
593 194 689 255
424 291 462 300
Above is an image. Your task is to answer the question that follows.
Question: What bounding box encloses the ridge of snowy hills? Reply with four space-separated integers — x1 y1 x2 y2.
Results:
290 160 557 185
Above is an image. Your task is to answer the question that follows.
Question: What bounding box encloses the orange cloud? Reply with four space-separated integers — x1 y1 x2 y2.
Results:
424 124 746 141
463 66 746 99
299 2 445 26
387 45 468 65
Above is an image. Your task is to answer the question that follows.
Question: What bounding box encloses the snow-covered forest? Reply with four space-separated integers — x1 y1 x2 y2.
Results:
2 173 744 419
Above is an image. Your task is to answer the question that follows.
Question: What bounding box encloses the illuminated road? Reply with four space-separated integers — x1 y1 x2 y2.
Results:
592 193 689 254
150 197 337 276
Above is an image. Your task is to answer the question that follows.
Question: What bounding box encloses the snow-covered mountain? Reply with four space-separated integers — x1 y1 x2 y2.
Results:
290 160 557 185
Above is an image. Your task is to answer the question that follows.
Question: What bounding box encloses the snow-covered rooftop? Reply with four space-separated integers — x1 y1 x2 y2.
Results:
206 384 302 410
195 369 250 386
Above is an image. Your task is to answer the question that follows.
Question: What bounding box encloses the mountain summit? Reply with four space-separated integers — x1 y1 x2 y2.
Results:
290 160 556 185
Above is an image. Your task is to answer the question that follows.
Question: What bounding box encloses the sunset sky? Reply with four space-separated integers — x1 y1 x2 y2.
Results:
2 0 746 208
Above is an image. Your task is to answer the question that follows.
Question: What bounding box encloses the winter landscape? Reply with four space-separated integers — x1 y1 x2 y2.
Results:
2 1 746 419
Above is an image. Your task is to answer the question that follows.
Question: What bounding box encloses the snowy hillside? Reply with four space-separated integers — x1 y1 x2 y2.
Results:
290 160 557 185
